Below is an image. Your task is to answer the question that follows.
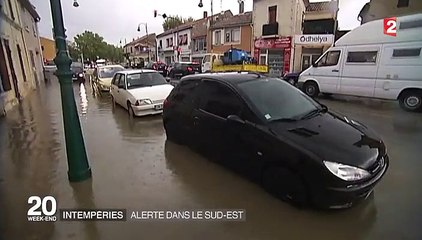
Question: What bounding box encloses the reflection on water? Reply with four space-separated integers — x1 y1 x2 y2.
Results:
80 83 88 115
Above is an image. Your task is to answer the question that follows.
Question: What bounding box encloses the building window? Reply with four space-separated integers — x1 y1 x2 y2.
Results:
268 6 277 24
166 38 173 47
0 40 12 91
214 30 221 45
159 40 162 49
130 47 133 53
195 38 206 51
7 0 15 20
17 44 27 82
179 34 188 46
225 28 240 43
346 51 378 63
397 0 409 8
393 48 421 57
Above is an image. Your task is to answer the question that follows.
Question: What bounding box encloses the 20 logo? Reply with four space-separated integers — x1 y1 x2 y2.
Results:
28 196 57 216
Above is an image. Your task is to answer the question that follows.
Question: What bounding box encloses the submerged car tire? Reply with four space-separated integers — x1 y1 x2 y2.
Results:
303 81 320 98
111 96 116 109
399 90 422 112
127 102 135 117
262 167 308 207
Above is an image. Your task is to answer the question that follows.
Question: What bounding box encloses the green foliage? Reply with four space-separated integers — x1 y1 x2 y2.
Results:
162 15 195 31
72 31 123 63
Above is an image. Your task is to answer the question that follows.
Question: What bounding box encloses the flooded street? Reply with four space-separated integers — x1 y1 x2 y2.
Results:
1 78 421 240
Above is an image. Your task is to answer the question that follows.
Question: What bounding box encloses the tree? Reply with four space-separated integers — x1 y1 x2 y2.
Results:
162 15 195 31
72 31 123 63
68 43 80 61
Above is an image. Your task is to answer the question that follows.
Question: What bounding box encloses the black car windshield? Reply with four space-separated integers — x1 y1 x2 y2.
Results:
237 78 320 121
126 72 168 89
98 66 124 78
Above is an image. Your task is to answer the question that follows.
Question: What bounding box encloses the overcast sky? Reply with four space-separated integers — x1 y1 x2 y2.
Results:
33 0 369 46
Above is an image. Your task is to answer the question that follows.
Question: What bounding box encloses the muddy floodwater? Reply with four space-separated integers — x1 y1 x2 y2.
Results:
1 78 421 240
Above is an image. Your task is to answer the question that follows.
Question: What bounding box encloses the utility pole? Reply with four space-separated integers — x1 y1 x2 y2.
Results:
49 0 91 182
137 23 151 62
332 0 339 47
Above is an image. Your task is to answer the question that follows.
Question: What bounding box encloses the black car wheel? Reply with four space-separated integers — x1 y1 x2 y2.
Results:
399 90 422 112
163 120 184 144
303 81 320 98
262 167 308 207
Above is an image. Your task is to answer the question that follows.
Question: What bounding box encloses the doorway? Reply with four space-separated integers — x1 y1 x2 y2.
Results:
301 54 321 71
3 39 20 99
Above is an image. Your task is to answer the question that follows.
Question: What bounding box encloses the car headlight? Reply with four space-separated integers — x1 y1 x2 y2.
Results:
78 73 84 77
323 161 370 181
135 99 153 106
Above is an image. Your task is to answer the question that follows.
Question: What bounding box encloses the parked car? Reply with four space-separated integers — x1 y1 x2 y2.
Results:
71 62 84 81
93 65 125 91
145 61 168 77
283 72 300 86
167 62 201 79
298 13 422 112
163 73 389 209
110 69 174 117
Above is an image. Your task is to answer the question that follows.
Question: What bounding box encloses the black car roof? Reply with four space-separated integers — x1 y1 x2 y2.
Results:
180 72 267 87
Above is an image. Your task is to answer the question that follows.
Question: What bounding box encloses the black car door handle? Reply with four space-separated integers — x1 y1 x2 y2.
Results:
332 69 339 72
193 116 200 125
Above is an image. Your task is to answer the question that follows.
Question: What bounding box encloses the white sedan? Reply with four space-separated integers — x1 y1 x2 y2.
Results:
110 69 174 117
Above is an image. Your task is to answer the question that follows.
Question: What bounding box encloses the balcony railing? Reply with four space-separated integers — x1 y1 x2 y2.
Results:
262 22 279 36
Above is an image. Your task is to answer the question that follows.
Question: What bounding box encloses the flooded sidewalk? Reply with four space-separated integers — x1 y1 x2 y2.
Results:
1 79 422 240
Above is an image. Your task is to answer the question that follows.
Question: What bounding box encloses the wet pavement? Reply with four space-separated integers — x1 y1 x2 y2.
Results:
1 77 421 240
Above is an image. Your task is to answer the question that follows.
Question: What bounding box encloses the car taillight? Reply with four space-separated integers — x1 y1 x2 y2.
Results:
163 98 170 108
187 67 193 71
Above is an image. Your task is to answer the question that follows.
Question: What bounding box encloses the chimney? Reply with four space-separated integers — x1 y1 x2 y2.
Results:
203 11 208 18
239 1 245 14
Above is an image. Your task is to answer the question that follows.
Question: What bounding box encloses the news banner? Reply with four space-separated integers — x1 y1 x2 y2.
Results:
27 196 246 222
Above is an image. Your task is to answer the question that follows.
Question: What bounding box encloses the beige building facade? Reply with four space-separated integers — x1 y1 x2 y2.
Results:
253 0 307 76
0 0 42 115
358 0 422 24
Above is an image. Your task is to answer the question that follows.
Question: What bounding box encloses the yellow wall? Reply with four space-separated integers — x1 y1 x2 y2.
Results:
40 37 56 61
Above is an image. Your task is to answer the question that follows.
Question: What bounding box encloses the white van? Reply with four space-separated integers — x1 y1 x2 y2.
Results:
202 53 224 72
298 13 422 112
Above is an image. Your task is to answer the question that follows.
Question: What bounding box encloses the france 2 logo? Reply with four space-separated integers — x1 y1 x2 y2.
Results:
384 17 397 37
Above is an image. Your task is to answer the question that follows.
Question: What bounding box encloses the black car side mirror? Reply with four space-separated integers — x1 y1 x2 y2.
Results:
227 115 245 124
165 77 171 82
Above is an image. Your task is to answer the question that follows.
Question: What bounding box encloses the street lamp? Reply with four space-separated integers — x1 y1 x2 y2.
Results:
137 23 151 62
49 0 91 182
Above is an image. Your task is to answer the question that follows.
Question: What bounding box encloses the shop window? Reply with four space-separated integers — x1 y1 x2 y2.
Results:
347 51 378 63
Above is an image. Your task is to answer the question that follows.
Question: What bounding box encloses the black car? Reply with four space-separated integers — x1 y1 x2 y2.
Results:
145 62 168 77
167 62 201 79
162 73 389 209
